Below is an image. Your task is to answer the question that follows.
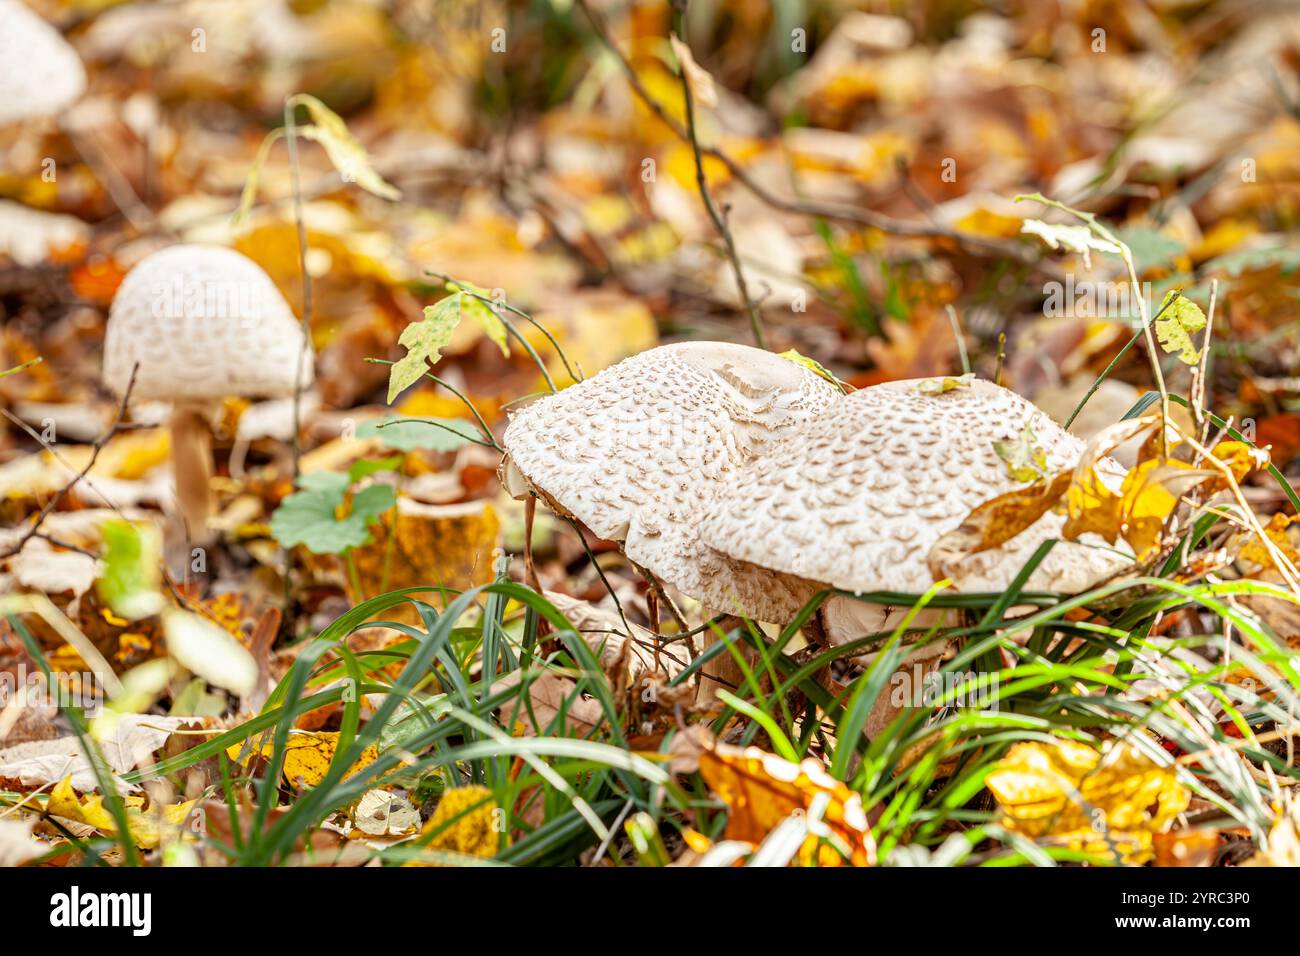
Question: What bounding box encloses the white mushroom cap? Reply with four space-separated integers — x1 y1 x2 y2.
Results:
103 244 313 403
701 377 1131 599
502 341 841 621
0 0 86 124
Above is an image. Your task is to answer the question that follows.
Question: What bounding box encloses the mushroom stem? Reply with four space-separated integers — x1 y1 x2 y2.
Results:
169 401 216 544
694 610 747 710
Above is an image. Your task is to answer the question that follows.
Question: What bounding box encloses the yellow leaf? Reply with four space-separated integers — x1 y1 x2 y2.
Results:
693 734 875 866
48 776 196 850
293 95 400 202
928 471 1072 580
422 785 499 858
1153 291 1207 365
779 349 847 393
915 372 974 395
1239 513 1300 574
225 732 378 790
985 740 1189 864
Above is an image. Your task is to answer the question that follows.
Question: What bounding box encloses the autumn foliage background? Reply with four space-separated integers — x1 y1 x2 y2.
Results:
0 0 1299 868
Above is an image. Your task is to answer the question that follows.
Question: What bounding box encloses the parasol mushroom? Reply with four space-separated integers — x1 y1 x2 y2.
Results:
702 376 1130 642
103 244 313 542
0 0 86 126
500 341 841 697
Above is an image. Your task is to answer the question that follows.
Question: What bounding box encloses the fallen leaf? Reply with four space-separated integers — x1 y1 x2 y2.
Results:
0 816 43 866
680 728 875 866
226 731 379 791
48 775 197 850
985 739 1189 864
163 608 259 698
420 784 499 859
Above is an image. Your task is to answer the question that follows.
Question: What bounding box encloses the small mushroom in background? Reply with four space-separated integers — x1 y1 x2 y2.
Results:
500 341 841 701
103 244 313 544
700 377 1131 733
0 0 87 126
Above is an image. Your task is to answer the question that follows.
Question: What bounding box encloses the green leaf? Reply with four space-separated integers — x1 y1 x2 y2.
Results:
1153 291 1207 365
357 417 479 452
779 349 847 393
443 281 510 357
992 419 1049 483
915 373 974 395
97 520 165 620
1203 247 1300 278
1114 227 1184 275
348 455 404 483
269 477 397 555
387 297 461 403
1020 219 1121 269
292 94 400 201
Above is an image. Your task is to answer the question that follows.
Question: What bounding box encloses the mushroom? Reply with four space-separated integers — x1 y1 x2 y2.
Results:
500 340 841 646
701 376 1131 650
103 244 313 541
0 0 86 125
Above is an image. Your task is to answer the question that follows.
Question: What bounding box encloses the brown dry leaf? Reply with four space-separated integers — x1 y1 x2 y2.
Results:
1255 414 1300 469
1244 797 1300 866
669 34 718 108
928 471 1072 579
985 739 1190 864
1153 828 1220 867
492 671 604 737
683 728 875 866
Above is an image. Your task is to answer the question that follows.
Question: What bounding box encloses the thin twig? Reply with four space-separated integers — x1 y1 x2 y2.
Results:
0 365 139 560
573 0 1035 262
284 96 313 481
670 9 766 349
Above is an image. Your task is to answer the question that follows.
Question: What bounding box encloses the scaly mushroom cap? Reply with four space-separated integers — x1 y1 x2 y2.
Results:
701 377 1131 597
502 341 840 621
0 1 86 125
103 244 313 403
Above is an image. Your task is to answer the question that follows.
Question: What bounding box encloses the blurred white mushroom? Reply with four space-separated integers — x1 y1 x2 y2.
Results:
0 0 86 125
103 244 313 541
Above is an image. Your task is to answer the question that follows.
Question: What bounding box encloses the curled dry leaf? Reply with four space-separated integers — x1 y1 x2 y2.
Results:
676 727 875 866
0 816 43 866
985 739 1190 864
669 34 718 108
48 775 198 850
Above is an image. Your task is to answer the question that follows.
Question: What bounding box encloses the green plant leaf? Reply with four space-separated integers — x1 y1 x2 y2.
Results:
1153 291 1207 365
269 477 396 555
357 417 479 452
387 297 461 403
292 95 400 201
96 520 165 620
446 282 510 357
992 419 1049 483
1020 219 1121 269
779 349 847 393
915 373 974 395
